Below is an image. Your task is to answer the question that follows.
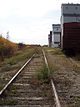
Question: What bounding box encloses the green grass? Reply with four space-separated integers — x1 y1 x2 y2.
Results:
35 64 50 84
6 99 17 105
51 48 64 55
36 64 49 80
35 64 55 83
1 48 34 66
0 98 17 105
49 66 56 78
0 48 35 74
43 47 66 57
8 91 19 97
35 62 58 82
78 100 80 105
42 92 47 97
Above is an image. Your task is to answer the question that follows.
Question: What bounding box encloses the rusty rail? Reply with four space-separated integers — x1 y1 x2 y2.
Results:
0 54 35 96
42 49 61 107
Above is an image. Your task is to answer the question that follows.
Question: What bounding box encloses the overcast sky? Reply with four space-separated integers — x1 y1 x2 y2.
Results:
0 0 80 45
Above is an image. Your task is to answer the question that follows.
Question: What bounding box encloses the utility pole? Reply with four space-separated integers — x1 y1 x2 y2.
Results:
6 31 9 40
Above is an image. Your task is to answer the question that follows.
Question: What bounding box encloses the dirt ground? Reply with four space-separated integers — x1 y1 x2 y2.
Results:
45 48 80 107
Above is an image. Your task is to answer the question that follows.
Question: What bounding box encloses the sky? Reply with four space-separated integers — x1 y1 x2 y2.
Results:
0 0 80 45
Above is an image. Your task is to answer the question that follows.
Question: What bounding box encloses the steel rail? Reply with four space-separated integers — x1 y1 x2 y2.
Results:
42 49 61 107
0 54 35 96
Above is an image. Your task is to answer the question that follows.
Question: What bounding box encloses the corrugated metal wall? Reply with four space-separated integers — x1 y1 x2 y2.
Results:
61 22 80 53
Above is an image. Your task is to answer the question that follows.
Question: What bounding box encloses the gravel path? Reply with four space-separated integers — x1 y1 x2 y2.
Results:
46 49 80 107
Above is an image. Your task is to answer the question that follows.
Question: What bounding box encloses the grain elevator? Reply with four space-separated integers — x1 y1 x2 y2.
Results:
61 4 80 53
52 24 61 48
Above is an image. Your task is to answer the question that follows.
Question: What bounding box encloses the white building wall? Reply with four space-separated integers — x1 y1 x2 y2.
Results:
61 4 80 15
52 24 61 48
54 33 60 42
61 4 80 26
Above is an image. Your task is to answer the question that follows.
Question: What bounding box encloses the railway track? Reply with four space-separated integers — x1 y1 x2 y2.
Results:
0 49 61 107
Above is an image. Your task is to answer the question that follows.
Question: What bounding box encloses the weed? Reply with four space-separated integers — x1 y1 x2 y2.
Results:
0 97 17 105
52 49 63 55
44 84 50 89
36 63 58 83
78 100 80 104
6 99 17 105
49 66 54 74
42 92 47 97
36 64 49 80
9 91 19 97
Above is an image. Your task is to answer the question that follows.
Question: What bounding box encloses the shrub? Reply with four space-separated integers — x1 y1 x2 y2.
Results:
0 36 18 60
18 43 26 49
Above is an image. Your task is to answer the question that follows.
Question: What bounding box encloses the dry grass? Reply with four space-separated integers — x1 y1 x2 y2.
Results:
0 47 35 92
44 47 80 106
44 47 80 74
44 47 73 71
0 48 34 66
0 36 18 61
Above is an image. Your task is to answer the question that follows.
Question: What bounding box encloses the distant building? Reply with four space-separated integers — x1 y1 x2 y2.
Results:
52 24 61 48
61 3 80 53
48 31 52 47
